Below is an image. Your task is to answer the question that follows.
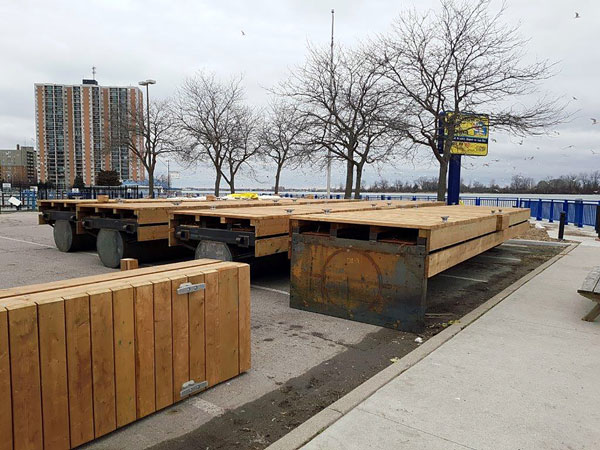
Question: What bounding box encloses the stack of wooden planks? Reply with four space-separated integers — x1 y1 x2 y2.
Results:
289 205 530 331
0 259 250 450
169 200 444 259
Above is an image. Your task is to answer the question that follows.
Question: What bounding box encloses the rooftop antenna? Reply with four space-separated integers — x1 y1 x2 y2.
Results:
92 66 96 80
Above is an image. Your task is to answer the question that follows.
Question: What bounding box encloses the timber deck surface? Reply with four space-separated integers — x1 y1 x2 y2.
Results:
291 205 529 229
171 200 440 221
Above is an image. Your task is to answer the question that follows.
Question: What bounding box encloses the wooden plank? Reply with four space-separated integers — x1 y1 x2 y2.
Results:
204 270 220 386
188 273 206 386
89 289 117 437
0 259 220 299
210 267 239 385
578 267 600 296
132 281 156 418
427 216 497 251
292 205 527 230
112 286 136 427
254 235 290 257
153 279 173 410
120 258 139 271
7 302 43 450
0 306 12 450
170 276 190 402
64 293 95 447
426 222 528 277
582 304 600 322
253 217 290 237
37 299 70 450
238 265 251 373
137 224 169 241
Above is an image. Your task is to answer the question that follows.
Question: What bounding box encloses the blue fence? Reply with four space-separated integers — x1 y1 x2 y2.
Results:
281 193 599 228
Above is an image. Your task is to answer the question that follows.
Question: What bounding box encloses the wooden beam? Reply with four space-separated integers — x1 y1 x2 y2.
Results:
426 222 528 277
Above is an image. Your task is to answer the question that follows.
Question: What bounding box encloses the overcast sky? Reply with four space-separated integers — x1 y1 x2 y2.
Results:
1 0 598 190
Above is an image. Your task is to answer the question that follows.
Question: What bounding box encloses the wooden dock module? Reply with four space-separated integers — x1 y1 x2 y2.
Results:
170 200 443 260
0 259 250 450
289 205 529 331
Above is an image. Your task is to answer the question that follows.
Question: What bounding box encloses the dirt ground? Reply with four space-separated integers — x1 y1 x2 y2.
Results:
151 243 564 450
515 222 558 241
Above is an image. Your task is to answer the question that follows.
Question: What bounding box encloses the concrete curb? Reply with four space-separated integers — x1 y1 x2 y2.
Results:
507 238 571 247
266 242 578 450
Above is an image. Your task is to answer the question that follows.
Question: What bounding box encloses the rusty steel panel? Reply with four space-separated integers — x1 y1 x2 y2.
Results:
290 234 427 332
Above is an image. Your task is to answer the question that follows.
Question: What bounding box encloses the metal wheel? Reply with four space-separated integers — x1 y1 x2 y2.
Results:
53 219 94 252
96 229 126 268
195 240 234 261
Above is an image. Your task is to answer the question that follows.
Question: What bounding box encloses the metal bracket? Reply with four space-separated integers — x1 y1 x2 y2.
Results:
175 226 257 247
177 282 206 295
82 217 137 234
180 380 208 398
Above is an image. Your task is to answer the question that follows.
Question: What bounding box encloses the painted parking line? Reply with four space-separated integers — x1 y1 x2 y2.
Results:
0 235 54 248
0 235 97 256
476 255 522 263
493 248 531 254
251 284 290 296
500 243 530 249
438 274 488 283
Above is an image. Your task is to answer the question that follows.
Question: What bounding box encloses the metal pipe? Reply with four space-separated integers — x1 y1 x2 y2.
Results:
558 211 566 240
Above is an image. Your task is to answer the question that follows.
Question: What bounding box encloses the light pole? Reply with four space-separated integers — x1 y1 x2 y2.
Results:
326 9 334 199
138 79 156 197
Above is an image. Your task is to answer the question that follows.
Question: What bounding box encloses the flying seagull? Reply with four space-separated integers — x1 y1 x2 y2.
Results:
591 118 598 124
575 12 580 18
241 30 246 36
591 150 599 155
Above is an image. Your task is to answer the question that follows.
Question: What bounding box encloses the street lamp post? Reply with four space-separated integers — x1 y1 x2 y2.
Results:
138 79 156 197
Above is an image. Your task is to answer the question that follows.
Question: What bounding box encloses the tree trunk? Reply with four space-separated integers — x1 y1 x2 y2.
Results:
274 165 282 195
147 166 155 198
344 151 354 199
437 158 448 202
214 171 221 197
229 168 235 194
354 162 364 199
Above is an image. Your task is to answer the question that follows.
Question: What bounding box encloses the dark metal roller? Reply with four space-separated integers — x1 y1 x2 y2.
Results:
195 240 234 261
53 219 94 252
96 229 126 268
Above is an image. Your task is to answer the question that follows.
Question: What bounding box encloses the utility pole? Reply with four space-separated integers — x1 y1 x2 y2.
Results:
167 160 170 193
326 8 334 198
138 79 156 197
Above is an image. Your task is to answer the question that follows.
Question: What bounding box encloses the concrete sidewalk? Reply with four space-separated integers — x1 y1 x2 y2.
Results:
298 240 600 449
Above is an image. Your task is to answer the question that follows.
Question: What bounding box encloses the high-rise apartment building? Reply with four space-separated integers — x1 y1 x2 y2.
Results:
34 79 145 188
0 145 38 186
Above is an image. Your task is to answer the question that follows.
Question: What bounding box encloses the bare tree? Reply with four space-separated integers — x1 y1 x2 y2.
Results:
260 100 307 194
277 44 403 198
106 98 179 198
378 0 566 201
175 72 257 196
219 105 262 193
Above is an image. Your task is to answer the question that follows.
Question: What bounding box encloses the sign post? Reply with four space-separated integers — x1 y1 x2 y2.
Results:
441 113 489 205
447 155 462 205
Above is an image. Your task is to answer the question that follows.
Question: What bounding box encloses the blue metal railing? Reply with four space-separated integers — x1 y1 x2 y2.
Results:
280 192 599 228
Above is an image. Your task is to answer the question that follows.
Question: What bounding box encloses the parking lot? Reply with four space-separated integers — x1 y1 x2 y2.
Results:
0 211 565 450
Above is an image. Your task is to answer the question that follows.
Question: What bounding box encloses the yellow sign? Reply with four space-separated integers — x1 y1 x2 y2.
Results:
446 114 489 156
